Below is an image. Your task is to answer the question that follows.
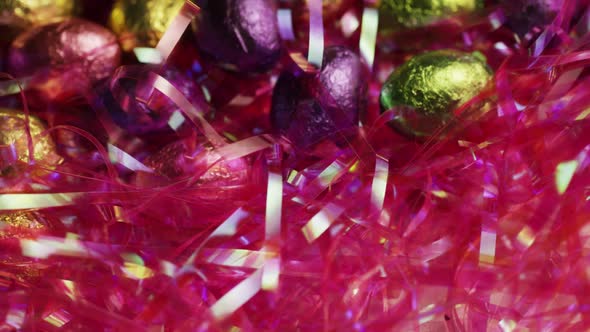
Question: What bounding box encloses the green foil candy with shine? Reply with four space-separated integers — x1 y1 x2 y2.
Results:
380 50 493 137
380 0 484 28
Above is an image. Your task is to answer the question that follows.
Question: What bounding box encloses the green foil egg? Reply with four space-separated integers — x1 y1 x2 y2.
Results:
380 50 493 137
380 0 484 28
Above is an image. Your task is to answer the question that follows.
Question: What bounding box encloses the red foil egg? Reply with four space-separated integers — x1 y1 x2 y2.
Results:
7 18 121 103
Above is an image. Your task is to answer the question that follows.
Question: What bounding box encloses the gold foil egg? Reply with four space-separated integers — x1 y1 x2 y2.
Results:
380 50 492 137
109 0 184 51
380 0 483 28
0 0 80 26
0 108 61 171
0 211 45 239
0 211 46 281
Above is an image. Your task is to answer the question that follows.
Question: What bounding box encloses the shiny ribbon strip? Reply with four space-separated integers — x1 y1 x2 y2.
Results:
262 145 283 291
0 193 83 210
108 144 153 172
292 155 355 204
359 7 379 71
0 77 31 97
147 71 226 147
370 155 389 213
265 169 283 243
277 9 296 41
181 208 250 268
155 0 201 63
21 236 92 259
210 269 263 320
307 0 324 67
201 248 275 269
212 135 273 161
289 51 319 73
301 202 346 243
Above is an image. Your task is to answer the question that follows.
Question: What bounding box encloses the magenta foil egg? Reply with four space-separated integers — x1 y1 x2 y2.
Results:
8 18 121 102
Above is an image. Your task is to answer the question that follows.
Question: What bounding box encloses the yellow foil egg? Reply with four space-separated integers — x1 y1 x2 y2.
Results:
0 211 45 239
0 108 61 171
109 0 185 52
0 211 46 280
380 0 483 28
0 0 80 26
380 50 492 137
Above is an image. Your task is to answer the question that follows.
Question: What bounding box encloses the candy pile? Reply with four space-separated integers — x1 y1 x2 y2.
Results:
0 0 589 330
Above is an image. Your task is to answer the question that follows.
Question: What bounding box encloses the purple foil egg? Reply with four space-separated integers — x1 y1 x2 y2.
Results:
315 46 365 126
271 46 365 147
0 24 24 73
104 66 207 135
192 0 281 72
503 0 563 37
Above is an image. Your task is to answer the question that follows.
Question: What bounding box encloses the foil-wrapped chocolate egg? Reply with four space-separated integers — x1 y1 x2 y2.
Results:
0 211 47 281
503 0 563 37
380 50 493 137
271 46 365 147
105 66 207 135
145 139 250 183
0 108 61 172
109 0 184 52
193 0 281 72
0 211 45 239
380 0 483 28
142 139 251 199
0 0 80 26
315 46 365 125
8 18 121 102
0 24 23 72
